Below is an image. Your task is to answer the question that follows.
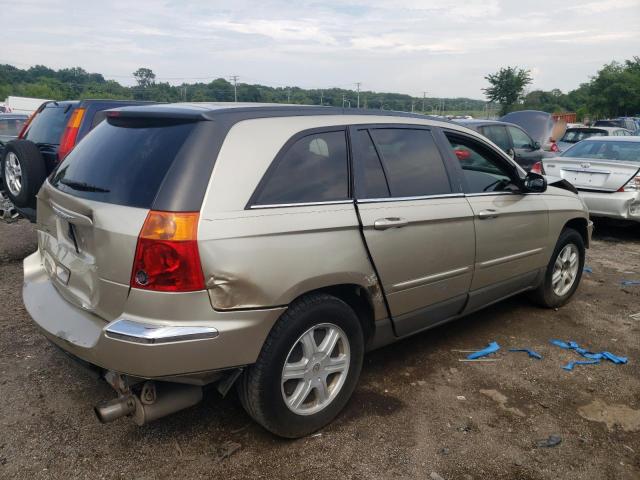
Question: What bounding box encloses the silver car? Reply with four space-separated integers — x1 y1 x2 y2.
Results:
542 137 640 223
23 103 592 437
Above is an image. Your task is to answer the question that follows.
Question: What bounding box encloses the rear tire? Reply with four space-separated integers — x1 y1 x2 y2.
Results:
530 228 585 308
1 140 47 208
238 293 364 438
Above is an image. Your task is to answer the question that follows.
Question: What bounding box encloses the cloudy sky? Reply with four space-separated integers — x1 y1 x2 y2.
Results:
1 0 639 98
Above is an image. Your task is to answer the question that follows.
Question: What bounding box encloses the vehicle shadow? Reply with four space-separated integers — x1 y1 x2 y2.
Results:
592 218 640 242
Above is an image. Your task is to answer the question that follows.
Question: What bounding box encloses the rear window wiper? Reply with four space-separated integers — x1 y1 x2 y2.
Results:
59 179 110 193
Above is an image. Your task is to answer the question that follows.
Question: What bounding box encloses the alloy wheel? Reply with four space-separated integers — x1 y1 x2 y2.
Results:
4 152 22 197
281 323 350 416
552 243 579 296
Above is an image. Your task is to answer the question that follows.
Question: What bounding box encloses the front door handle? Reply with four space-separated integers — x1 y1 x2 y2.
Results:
374 217 409 230
477 209 499 220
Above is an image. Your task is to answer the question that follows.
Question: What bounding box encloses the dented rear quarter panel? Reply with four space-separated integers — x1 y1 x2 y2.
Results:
197 116 403 320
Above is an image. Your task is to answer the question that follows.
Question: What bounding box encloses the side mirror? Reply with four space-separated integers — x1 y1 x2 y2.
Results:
522 172 547 193
532 141 541 150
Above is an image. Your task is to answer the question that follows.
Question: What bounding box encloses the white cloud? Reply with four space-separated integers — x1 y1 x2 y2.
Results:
0 0 638 97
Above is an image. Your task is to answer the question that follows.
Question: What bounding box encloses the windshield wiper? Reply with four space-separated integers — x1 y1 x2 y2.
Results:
59 179 110 193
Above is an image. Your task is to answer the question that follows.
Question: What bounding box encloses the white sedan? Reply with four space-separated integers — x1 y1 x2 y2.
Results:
538 137 640 223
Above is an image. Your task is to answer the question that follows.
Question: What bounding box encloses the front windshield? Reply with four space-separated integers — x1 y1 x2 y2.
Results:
560 129 606 144
561 140 640 162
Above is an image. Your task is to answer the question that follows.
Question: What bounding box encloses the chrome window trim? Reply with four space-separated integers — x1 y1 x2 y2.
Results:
357 193 465 203
464 191 522 198
249 199 353 209
105 319 219 344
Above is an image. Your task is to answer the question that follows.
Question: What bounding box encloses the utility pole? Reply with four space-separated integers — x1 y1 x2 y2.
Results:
320 90 323 106
422 91 427 113
356 82 361 108
230 75 239 102
287 89 291 103
411 101 415 113
342 94 346 108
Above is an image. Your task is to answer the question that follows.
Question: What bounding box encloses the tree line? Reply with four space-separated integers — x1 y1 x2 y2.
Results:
0 64 485 114
1 58 638 119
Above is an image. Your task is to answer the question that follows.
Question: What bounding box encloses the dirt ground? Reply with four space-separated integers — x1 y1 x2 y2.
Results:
0 218 638 480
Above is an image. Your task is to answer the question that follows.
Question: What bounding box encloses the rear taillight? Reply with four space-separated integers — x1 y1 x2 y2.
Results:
57 108 86 161
550 142 559 153
17 112 35 139
617 175 640 192
531 162 544 175
131 211 205 292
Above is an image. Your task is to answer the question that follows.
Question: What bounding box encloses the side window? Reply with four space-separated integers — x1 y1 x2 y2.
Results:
507 126 533 149
368 128 451 197
253 130 349 205
445 133 518 194
353 129 390 199
480 125 510 152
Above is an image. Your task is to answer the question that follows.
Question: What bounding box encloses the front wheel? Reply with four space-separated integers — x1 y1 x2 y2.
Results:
530 228 585 308
238 293 364 438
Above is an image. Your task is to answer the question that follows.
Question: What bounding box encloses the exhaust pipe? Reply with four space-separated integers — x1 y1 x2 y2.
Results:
95 383 203 425
95 395 136 423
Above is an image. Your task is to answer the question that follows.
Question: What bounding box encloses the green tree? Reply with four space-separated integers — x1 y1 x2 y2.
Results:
483 66 532 115
132 67 156 88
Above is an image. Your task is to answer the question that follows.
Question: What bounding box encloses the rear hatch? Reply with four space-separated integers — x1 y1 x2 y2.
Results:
37 114 203 321
543 139 640 191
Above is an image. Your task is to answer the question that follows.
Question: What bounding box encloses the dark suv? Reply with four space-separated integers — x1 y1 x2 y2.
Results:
0 99 154 221
453 119 546 170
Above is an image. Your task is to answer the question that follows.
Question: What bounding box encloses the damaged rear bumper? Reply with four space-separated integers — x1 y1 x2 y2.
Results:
579 190 640 223
23 250 286 380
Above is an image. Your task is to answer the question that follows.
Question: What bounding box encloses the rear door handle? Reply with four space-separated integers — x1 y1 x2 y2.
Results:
374 217 409 230
477 209 499 220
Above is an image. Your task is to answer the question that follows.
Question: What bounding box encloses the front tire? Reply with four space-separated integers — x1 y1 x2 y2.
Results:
238 293 364 438
531 228 585 308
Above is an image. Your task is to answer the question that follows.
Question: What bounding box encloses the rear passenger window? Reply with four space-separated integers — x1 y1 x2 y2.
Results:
254 130 349 205
369 128 451 197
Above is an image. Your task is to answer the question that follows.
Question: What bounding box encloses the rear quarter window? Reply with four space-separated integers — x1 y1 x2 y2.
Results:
50 118 197 208
252 130 349 206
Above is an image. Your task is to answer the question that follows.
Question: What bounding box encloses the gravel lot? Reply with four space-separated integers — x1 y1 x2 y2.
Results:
0 218 638 480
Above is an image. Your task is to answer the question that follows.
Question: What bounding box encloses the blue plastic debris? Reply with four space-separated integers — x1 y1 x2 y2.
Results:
583 266 593 273
562 359 600 371
550 339 628 366
467 341 500 360
621 280 640 286
509 348 543 359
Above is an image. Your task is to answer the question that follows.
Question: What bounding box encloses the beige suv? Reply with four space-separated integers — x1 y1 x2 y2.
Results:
23 104 592 438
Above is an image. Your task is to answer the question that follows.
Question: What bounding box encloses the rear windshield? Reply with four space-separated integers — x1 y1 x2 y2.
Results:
560 128 607 143
561 140 640 162
50 118 197 208
23 104 73 145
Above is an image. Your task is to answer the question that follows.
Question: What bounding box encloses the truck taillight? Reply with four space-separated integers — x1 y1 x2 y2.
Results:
58 108 85 161
550 142 559 153
618 175 640 192
531 162 544 175
131 211 205 292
